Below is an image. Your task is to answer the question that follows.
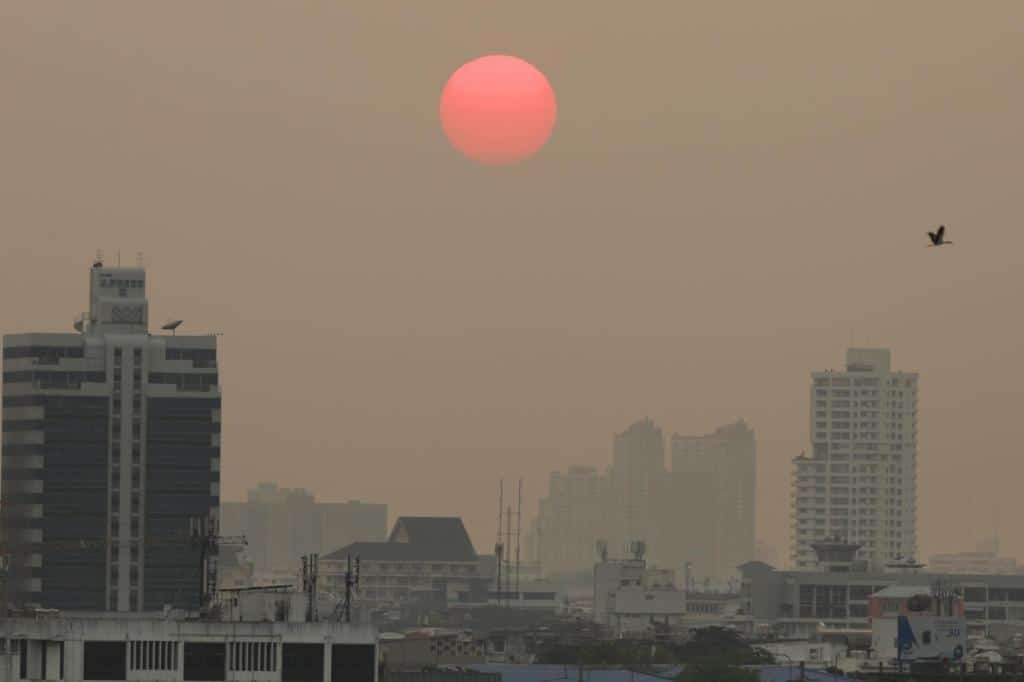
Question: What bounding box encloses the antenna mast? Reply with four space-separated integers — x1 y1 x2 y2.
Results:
505 503 512 608
515 478 522 604
495 480 504 609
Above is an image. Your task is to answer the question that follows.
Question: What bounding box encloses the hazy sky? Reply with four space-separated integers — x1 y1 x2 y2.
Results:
2 2 1023 565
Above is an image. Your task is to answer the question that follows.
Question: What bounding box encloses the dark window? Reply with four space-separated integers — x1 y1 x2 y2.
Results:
184 643 226 682
84 641 127 681
282 644 324 682
523 592 556 600
922 631 932 645
964 587 987 602
331 644 374 682
989 606 1007 620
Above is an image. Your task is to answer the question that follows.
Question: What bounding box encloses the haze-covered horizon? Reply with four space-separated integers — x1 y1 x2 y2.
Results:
2 1 1023 566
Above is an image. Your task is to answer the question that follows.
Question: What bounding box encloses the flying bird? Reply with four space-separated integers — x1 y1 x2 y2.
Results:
927 225 953 246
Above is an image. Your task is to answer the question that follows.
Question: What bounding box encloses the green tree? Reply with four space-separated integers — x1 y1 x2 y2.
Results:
677 660 759 682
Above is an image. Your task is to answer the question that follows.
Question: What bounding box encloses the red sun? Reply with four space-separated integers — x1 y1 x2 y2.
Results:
440 55 557 165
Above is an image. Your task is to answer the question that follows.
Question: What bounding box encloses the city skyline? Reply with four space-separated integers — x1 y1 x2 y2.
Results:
2 2 1023 568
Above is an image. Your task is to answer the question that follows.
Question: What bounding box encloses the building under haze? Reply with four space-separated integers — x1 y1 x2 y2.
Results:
220 483 387 575
670 420 756 586
533 466 607 577
532 418 757 586
790 348 918 570
2 261 220 611
609 418 665 558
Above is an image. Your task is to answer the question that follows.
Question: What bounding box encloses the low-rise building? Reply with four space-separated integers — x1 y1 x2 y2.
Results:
322 517 489 612
928 551 1020 576
741 540 1024 639
868 586 967 665
593 558 686 637
0 613 377 682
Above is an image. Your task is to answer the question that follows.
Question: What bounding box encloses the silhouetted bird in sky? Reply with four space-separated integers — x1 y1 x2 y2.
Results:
928 225 953 246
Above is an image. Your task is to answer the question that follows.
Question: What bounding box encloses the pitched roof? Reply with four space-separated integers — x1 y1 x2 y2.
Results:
324 516 477 562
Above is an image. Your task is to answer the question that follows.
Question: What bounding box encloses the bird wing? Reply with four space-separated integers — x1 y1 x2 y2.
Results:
928 231 938 243
937 225 946 239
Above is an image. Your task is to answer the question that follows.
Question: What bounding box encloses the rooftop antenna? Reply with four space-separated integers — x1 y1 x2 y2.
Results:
93 250 104 268
137 252 145 267
117 250 121 266
162 320 184 336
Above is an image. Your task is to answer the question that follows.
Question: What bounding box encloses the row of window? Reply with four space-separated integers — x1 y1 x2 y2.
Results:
99 277 144 289
3 371 106 387
130 641 178 671
3 345 85 360
165 348 217 368
148 373 218 392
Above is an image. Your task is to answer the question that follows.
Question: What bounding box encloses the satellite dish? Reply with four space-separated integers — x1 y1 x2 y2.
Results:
162 320 183 335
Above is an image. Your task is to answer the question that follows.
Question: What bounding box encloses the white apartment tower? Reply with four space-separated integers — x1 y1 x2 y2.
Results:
791 348 918 570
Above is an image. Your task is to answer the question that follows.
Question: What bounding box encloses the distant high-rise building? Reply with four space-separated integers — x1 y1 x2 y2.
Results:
610 418 665 554
2 262 220 611
532 417 756 584
791 348 918 570
671 420 756 584
219 483 387 575
533 466 607 576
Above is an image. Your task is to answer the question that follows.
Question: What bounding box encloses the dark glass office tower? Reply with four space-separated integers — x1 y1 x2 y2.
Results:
2 262 221 611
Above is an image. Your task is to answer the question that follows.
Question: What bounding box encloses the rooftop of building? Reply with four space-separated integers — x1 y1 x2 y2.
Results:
324 516 477 563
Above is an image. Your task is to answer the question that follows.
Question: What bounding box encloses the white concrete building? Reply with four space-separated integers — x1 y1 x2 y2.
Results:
0 615 377 682
791 348 918 570
592 559 686 636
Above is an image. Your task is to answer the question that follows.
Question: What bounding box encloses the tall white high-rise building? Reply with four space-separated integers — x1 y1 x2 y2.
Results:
791 348 918 570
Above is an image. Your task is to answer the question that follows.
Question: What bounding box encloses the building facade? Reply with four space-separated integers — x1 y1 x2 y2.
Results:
592 557 686 637
322 517 490 612
2 262 220 611
0 615 377 682
220 484 387 575
791 348 918 570
741 544 1024 639
532 466 606 577
671 420 756 585
609 418 665 557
